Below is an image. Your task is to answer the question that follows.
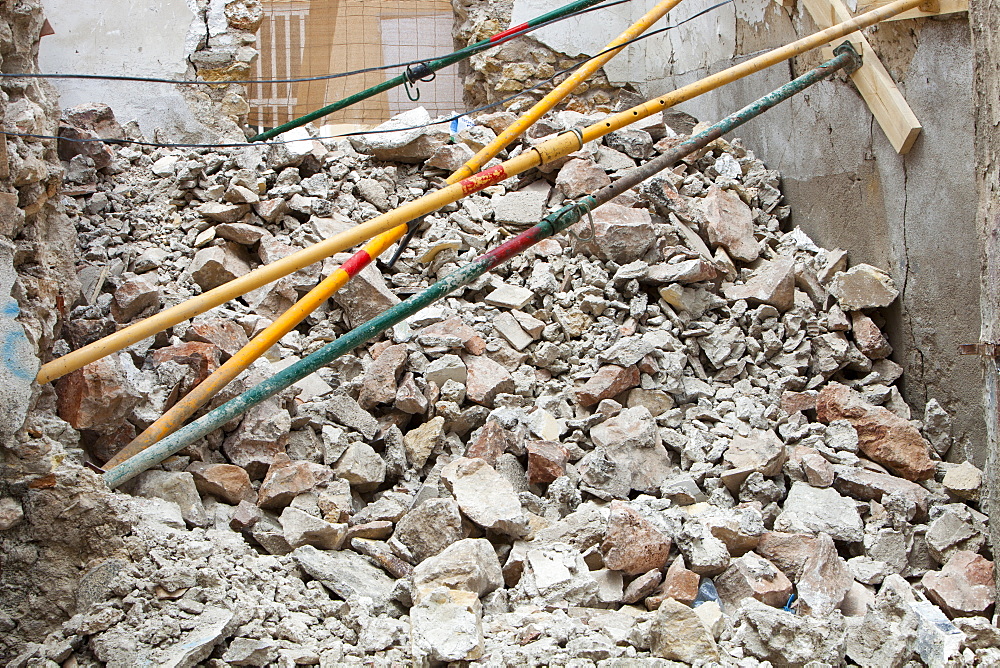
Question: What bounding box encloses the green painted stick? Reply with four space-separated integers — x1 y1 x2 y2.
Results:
104 45 860 489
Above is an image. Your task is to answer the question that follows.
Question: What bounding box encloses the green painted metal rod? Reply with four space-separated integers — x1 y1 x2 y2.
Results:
103 45 859 490
249 0 608 142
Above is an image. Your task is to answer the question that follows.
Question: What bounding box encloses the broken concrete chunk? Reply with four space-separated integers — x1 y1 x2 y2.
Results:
649 598 721 663
441 457 529 538
715 552 793 610
736 598 847 665
131 470 209 528
828 264 899 310
723 255 796 311
702 185 758 262
410 587 484 663
555 157 611 199
392 497 463 563
921 550 995 618
279 506 346 550
774 482 864 543
412 538 503 602
403 416 444 470
724 429 786 477
189 243 252 291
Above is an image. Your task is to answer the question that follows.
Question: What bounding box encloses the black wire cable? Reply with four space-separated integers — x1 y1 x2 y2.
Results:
0 0 634 86
1 0 733 150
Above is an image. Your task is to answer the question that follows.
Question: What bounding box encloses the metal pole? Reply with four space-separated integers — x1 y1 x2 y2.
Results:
446 0 685 184
249 0 607 142
38 0 925 386
103 45 861 489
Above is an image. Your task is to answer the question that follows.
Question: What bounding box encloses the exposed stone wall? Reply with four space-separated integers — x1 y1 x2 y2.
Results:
451 0 628 114
0 1 131 661
186 0 264 138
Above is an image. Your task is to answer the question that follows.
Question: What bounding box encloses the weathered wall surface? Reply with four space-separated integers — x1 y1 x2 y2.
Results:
512 0 984 464
38 0 261 141
970 0 999 566
0 1 132 661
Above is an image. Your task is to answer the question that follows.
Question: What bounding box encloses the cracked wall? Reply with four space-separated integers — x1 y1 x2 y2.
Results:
37 0 261 142
510 0 983 465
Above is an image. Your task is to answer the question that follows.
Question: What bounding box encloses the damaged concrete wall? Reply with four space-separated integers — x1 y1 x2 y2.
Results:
38 0 261 141
970 0 999 576
0 1 132 661
505 0 983 465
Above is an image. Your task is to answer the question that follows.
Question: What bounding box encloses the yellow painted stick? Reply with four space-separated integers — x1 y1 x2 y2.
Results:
447 0 684 185
37 0 925 386
102 224 408 469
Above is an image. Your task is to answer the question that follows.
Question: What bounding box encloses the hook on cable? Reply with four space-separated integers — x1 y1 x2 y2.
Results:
404 62 437 102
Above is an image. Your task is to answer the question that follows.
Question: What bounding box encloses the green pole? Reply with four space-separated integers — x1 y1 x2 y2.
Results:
249 0 606 142
104 45 859 489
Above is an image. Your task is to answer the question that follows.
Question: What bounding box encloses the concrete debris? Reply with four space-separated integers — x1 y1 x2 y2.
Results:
22 100 988 667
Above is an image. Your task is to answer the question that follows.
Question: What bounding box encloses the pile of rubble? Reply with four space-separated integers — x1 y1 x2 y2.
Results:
22 102 995 666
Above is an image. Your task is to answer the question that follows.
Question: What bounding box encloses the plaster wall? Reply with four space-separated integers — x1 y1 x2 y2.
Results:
514 0 983 463
37 0 227 141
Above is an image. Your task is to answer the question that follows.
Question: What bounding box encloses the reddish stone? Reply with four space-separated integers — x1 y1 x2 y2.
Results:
575 365 641 407
186 319 250 358
465 355 514 408
466 419 512 466
526 440 570 485
602 500 672 576
781 390 818 415
817 382 935 481
922 550 995 618
647 556 700 610
623 569 663 605
188 462 257 505
151 342 222 393
230 499 262 531
755 532 820 581
851 312 892 360
56 356 140 430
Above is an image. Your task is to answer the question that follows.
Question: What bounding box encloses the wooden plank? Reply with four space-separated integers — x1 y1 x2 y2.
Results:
800 0 922 154
855 0 967 21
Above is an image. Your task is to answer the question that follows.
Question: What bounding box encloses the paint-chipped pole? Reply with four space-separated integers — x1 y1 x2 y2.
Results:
103 44 864 489
101 2 684 468
36 0 929 387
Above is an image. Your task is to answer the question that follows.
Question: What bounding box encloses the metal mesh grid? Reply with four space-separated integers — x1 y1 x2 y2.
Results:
249 0 465 130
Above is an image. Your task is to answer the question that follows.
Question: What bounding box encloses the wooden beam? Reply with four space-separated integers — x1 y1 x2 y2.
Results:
855 0 967 21
800 0 922 154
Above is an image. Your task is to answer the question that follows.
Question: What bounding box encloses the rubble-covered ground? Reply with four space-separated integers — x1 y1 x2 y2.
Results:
13 102 997 666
